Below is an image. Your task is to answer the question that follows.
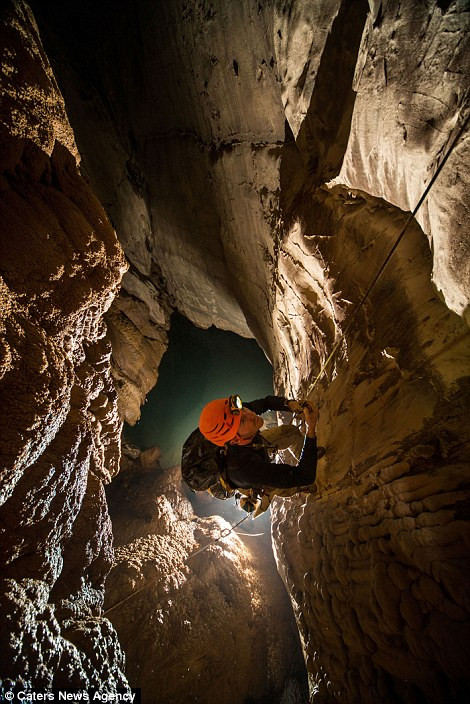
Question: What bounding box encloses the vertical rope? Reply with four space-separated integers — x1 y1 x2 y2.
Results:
304 110 469 398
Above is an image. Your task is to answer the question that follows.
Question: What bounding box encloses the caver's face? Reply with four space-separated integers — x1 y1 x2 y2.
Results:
236 407 263 440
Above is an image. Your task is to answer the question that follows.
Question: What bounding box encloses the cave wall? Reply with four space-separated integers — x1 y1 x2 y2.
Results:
269 2 470 701
271 183 470 702
0 1 130 690
1 0 470 702
333 0 470 318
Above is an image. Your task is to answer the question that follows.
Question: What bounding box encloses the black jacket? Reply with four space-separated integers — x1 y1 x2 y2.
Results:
224 395 318 490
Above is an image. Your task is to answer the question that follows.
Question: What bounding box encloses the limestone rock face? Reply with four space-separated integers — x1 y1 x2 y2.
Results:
332 1 470 318
0 1 129 689
270 188 470 697
105 295 169 426
105 450 307 704
31 0 288 358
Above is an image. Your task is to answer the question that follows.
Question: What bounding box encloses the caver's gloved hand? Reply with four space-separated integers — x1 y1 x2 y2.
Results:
302 402 319 438
289 400 319 438
286 399 305 414
301 402 325 457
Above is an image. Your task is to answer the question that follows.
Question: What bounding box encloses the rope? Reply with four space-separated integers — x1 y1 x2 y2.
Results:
102 514 250 617
183 514 250 559
304 110 470 399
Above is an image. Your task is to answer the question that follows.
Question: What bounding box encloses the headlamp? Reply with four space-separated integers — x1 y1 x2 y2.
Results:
229 394 243 415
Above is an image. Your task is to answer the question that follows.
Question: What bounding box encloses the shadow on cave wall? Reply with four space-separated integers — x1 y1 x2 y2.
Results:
279 0 369 223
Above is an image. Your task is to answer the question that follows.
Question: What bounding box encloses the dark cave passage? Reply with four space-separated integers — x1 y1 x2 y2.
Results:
111 312 310 699
124 312 274 469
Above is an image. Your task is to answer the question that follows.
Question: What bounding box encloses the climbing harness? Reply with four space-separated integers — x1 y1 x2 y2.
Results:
303 110 470 400
103 514 250 617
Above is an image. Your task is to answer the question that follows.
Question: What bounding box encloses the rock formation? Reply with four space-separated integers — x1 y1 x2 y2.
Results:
105 446 308 703
1 0 469 702
0 1 129 691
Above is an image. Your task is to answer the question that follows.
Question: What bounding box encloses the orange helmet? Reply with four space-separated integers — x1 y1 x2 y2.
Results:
199 396 242 446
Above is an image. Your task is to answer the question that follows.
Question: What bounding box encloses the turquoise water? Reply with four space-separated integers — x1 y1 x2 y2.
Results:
124 312 274 468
